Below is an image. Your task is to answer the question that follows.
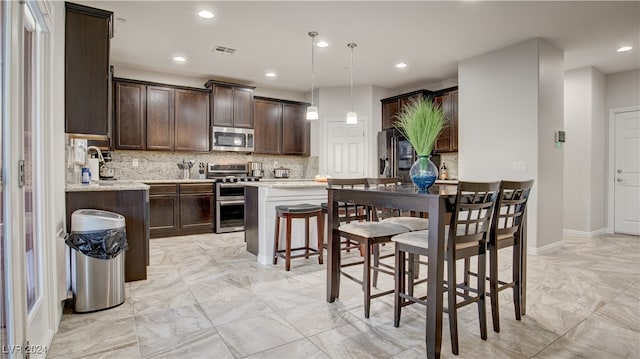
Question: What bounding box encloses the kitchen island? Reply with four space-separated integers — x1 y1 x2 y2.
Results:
244 180 327 265
66 181 150 281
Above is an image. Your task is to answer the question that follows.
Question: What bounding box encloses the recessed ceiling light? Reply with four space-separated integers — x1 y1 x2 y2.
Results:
316 41 329 48
173 56 186 63
265 72 277 78
396 62 407 68
198 10 214 19
617 46 633 53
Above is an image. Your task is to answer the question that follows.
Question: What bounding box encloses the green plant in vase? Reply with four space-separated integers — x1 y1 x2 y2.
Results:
394 98 445 192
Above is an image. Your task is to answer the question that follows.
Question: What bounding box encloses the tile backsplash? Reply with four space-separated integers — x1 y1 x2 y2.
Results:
104 150 318 181
439 153 458 180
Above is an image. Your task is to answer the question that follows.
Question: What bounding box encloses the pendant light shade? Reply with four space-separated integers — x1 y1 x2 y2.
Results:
306 105 319 120
346 42 357 124
306 31 319 120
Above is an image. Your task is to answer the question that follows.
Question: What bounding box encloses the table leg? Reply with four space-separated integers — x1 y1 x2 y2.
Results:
426 197 445 359
327 191 340 302
520 215 527 316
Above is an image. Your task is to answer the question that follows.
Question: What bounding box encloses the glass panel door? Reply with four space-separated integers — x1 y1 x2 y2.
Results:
23 5 38 313
0 2 6 356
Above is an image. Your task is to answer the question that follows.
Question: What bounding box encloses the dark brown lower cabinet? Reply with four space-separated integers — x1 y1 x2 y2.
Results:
148 184 179 238
148 182 214 238
66 189 149 282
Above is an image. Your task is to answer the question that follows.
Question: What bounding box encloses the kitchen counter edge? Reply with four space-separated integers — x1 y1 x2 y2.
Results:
66 181 150 192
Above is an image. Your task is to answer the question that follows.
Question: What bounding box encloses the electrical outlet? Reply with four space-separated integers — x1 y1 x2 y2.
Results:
273 161 279 168
512 161 527 173
132 158 139 167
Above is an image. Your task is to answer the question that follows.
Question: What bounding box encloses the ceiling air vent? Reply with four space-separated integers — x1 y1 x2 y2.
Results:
213 46 236 55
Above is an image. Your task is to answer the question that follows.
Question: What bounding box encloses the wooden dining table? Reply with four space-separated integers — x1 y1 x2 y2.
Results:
326 183 529 358
326 183 456 358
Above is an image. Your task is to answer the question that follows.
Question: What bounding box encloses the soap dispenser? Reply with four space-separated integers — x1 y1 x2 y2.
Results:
439 162 449 180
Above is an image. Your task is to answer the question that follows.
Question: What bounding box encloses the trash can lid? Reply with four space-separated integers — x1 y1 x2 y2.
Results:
71 209 126 232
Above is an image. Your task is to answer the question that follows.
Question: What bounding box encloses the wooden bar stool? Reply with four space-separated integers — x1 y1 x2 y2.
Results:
273 204 324 271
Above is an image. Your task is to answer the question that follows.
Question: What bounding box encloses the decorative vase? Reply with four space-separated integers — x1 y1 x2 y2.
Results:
410 155 438 193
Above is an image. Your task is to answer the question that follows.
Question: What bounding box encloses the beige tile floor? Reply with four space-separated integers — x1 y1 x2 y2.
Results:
49 232 640 358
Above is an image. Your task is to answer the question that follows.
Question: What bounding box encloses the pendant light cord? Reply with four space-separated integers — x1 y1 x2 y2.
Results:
309 31 318 106
348 43 357 112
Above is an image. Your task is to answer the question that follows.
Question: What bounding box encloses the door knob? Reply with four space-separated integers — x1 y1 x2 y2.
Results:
616 178 623 183
617 169 623 174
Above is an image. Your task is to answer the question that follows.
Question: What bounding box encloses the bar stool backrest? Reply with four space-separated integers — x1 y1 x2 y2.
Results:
491 180 534 244
327 178 369 189
450 181 500 250
366 177 402 188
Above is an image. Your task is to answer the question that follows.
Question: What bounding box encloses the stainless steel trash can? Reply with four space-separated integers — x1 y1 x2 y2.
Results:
70 209 126 312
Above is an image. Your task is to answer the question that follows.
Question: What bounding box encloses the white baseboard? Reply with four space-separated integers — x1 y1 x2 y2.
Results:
563 228 607 238
528 240 564 255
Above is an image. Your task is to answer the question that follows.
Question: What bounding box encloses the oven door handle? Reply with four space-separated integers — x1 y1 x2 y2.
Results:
218 200 245 205
218 183 246 188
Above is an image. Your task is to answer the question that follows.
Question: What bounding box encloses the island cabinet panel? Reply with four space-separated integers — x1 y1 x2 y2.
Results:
174 89 210 152
244 186 259 255
433 87 458 153
254 98 283 154
282 103 310 155
206 81 255 128
148 184 179 237
66 190 149 282
146 85 175 151
65 2 113 139
114 81 145 150
254 97 310 156
147 183 214 238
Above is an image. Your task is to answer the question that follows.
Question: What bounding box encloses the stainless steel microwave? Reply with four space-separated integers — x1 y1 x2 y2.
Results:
211 126 254 152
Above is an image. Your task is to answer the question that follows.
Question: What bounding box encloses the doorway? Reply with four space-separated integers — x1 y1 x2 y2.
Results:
325 119 365 178
609 107 640 236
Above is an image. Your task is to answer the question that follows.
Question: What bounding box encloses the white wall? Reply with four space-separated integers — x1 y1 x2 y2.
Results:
458 38 564 250
316 85 375 176
606 69 640 110
537 40 565 248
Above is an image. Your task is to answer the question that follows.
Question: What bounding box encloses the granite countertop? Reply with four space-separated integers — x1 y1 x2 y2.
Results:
66 180 150 192
244 180 326 188
142 179 215 184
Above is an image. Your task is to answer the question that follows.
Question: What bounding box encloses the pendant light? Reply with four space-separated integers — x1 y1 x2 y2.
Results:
346 42 357 124
306 31 319 120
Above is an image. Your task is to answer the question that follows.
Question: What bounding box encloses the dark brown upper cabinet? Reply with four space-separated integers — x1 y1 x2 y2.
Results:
253 98 283 154
65 2 113 140
146 85 175 151
253 97 309 156
205 80 255 128
113 78 208 152
114 81 145 150
282 103 309 155
174 89 210 151
432 87 458 153
380 90 431 130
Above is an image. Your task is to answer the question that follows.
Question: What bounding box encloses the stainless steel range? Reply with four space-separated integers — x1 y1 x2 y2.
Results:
207 163 259 233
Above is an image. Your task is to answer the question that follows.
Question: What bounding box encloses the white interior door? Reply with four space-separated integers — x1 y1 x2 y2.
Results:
614 109 640 235
326 119 365 178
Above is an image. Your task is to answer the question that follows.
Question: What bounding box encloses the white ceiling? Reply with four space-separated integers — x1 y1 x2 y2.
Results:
80 1 640 93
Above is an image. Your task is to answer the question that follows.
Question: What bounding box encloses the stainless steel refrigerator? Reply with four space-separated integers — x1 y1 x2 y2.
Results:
377 129 440 183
